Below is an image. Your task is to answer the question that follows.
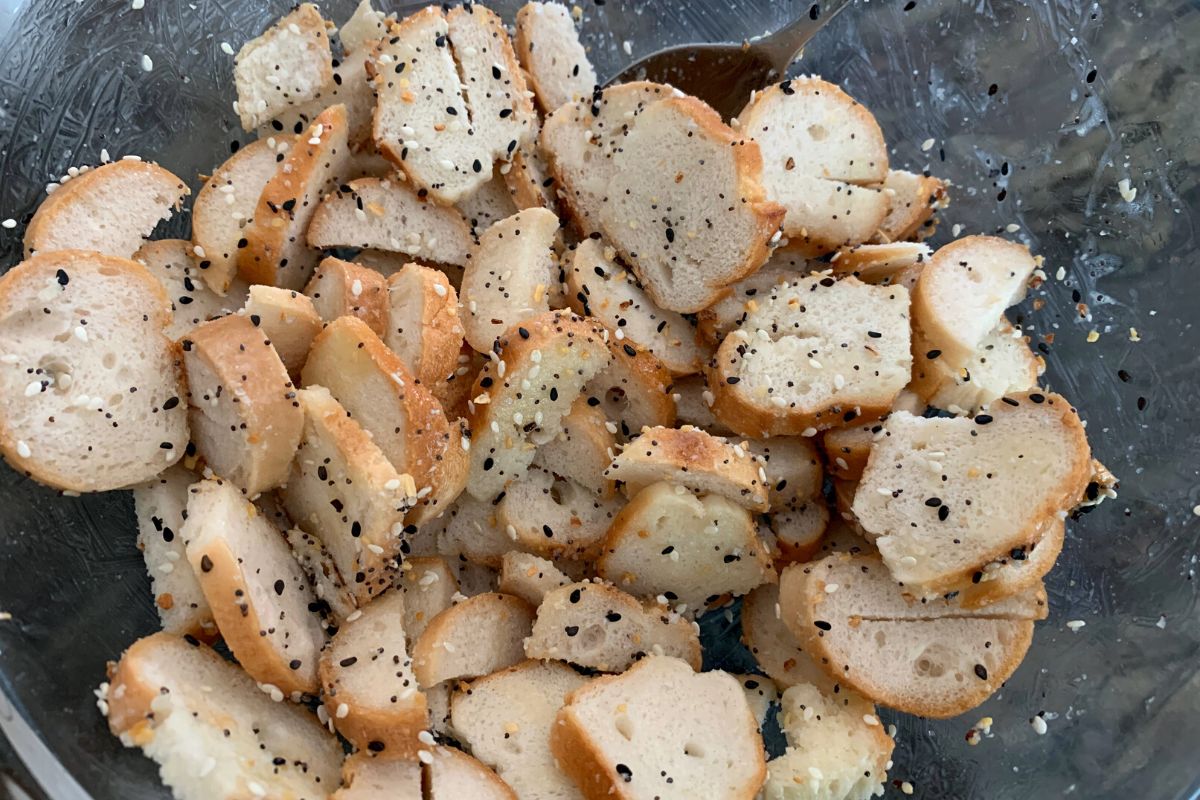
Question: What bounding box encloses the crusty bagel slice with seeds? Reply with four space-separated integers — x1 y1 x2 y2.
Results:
411 592 535 687
582 337 677 441
739 584 836 693
319 588 427 758
829 241 930 287
534 394 618 497
285 526 358 628
384 262 467 397
332 752 422 800
764 500 830 566
457 169 521 237
239 285 322 380
551 657 766 800
307 176 474 266
0 250 188 491
183 478 326 697
466 309 611 500
514 2 596 115
909 314 1041 413
695 256 807 346
303 256 388 335
496 463 623 560
498 551 573 606
396 555 459 643
233 3 333 131
525 579 702 672
874 169 948 243
438 493 516 568
742 436 823 509
133 240 246 339
182 313 303 496
24 160 189 259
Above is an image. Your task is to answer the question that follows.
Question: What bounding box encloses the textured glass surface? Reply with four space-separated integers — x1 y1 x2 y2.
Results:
0 0 1198 798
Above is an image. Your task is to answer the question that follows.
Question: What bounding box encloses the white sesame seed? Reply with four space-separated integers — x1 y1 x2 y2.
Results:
351 279 363 297
248 782 266 797
336 702 350 718
443 641 456 653
418 730 436 746
1005 223 1020 233
1066 620 1086 632
141 54 153 72
1155 615 1167 629
74 325 88 342
417 750 434 765
23 381 41 397
432 282 447 297
1 219 15 229
220 41 234 55
131 0 144 9
345 609 363 623
1030 715 1047 735
824 583 839 593
622 40 632 55
863 714 879 726
921 138 935 151
901 781 915 795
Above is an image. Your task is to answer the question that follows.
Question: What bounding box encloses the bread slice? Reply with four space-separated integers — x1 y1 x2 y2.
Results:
498 551 573 606
853 393 1091 596
497 464 623 560
233 3 333 130
534 395 617 497
133 466 215 639
459 207 560 352
451 660 587 800
599 96 785 313
265 41 377 147
192 136 293 295
911 315 1041 413
743 436 823 509
319 588 427 757
240 285 322 380
307 176 474 266
708 274 912 437
241 104 351 289
134 240 246 339
779 554 1041 717
182 313 302 495
526 580 701 672
766 500 830 566
332 752 422 800
541 81 678 236
385 263 467 410
911 236 1037 368
371 8 492 204
303 259 385 335
694 258 807 346
24 160 189 259
447 4 536 163
583 338 676 440
739 584 834 692
671 374 729 434
504 141 557 211
104 633 341 800
301 315 457 514
397 555 459 642
466 310 611 499
412 592 535 687
427 746 519 800
874 169 947 243
282 386 418 603
182 478 325 697
514 2 596 115
0 250 188 491
457 169 522 238
829 241 930 286
438 493 515 568
566 238 710 375
821 419 887 481
605 426 770 512
285 526 358 627
761 682 893 800
737 78 889 253
731 674 779 732
551 657 766 800
598 482 773 613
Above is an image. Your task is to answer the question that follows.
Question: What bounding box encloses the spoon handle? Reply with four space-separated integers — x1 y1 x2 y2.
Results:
754 0 856 75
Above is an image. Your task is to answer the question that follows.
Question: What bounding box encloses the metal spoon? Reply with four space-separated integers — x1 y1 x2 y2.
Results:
607 0 854 120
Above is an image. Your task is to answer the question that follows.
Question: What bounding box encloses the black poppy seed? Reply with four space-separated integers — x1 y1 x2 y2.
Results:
200 555 213 572
926 349 941 359
814 620 832 631
543 524 555 538
938 505 950 521
55 269 69 286
483 457 495 471
606 611 621 622
1030 393 1045 403
565 625 579 636
623 344 637 357
340 656 358 667
975 414 993 425
1137 396 1147 411
925 497 942 507
867 330 882 338
518 326 530 339
569 588 582 603
162 396 180 410
351 521 362 538
616 764 633 782
726 376 740 384
974 664 988 680
289 659 301 670
274 579 285 595
367 741 385 752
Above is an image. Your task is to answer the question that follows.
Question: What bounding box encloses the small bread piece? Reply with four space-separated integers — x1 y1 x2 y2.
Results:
266 43 377 147
282 386 418 603
371 9 492 204
397 555 459 643
241 104 351 289
427 746 519 800
0 250 187 491
384 263 465 403
853 394 1091 596
766 501 830 566
954 519 1065 610
526 580 701 672
183 479 325 697
551 657 766 800
599 482 773 613
134 240 245 338
307 177 474 266
454 560 502 597
286 526 358 626
498 551 573 606
732 674 780 732
671 374 729 434
504 142 557 211
874 169 947 243
233 3 332 130
332 753 422 800
830 241 931 286
134 466 215 639
338 0 388 54
497 464 623 559
535 396 618 497
24 160 189 259
193 136 293 294
821 419 887 481
605 426 770 512
438 494 514 568
600 96 785 313
104 633 341 800
301 316 455 511
412 593 535 687
303 256 388 334
761 682 894 800
694 253 809 345
467 310 611 499
567 238 711 375
459 207 560 352
447 4 536 163
451 660 588 800
182 313 302 495
738 78 890 253
240 286 322 380
739 584 833 692
319 589 427 757
911 316 1041 412
514 2 597 115
583 339 676 441
458 169 521 237
911 236 1038 368
708 275 912 437
743 437 823 508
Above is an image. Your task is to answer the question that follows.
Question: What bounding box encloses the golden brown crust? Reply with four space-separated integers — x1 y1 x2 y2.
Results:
386 263 466 397
874 172 947 243
503 146 555 210
955 520 1064 609
820 422 886 482
305 256 388 336
317 653 427 757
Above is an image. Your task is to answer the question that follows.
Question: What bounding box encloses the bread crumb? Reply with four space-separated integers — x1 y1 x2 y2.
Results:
1128 327 1141 342
920 138 935 152
1155 615 1166 629
1065 619 1085 632
1086 330 1100 343
1117 178 1137 203
220 41 234 55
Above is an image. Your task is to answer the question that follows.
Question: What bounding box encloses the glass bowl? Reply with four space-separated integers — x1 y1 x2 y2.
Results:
1 0 1198 797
